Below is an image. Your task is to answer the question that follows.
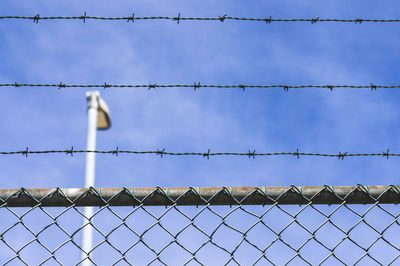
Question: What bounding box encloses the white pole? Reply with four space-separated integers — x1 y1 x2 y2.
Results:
81 91 99 265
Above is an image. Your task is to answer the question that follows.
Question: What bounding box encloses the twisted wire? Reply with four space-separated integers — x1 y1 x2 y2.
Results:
1 83 398 91
3 148 395 159
0 14 399 24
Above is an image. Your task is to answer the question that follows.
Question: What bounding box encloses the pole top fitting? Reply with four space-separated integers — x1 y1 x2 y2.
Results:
86 91 111 130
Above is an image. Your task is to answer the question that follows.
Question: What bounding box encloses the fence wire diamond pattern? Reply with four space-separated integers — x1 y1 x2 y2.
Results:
1 185 400 265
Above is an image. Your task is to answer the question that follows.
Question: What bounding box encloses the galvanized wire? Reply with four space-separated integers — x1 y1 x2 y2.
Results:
1 14 400 24
1 185 400 265
0 147 395 160
1 82 397 91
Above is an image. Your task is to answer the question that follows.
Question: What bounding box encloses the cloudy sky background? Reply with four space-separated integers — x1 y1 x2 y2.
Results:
1 0 400 264
1 0 400 189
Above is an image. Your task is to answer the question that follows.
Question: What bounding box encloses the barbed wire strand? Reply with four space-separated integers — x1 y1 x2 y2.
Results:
2 148 395 160
1 83 398 91
0 14 400 24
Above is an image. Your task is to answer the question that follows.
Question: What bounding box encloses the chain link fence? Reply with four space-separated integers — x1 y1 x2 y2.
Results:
1 185 400 265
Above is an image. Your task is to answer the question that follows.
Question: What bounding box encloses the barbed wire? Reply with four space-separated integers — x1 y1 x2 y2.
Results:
1 83 398 91
1 147 396 160
1 14 400 24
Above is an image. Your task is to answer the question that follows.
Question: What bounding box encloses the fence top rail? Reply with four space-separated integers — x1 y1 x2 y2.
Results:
0 185 399 207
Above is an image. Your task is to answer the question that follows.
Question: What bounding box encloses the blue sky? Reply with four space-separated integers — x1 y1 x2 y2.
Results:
1 1 400 264
1 0 399 189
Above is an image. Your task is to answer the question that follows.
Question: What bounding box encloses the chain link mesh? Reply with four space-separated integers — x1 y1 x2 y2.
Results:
1 185 400 265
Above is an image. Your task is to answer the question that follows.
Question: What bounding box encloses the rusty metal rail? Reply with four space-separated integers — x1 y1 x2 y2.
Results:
1 185 399 207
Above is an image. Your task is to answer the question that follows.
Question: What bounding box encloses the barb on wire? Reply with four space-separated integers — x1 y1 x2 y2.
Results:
156 148 166 158
355 18 363 24
218 14 227 22
1 148 400 159
2 83 400 91
383 149 390 159
193 82 200 91
203 149 211 160
294 148 300 159
173 13 181 24
1 14 400 24
148 83 156 90
58 82 65 90
103 82 111 89
311 17 320 24
81 12 87 23
21 147 29 157
248 150 256 159
33 14 40 24
338 152 347 160
127 13 135 23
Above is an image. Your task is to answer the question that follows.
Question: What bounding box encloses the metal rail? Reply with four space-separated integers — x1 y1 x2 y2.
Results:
1 185 399 207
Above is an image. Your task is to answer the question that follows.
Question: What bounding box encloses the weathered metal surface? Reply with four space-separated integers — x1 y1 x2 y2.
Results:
0 185 399 207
